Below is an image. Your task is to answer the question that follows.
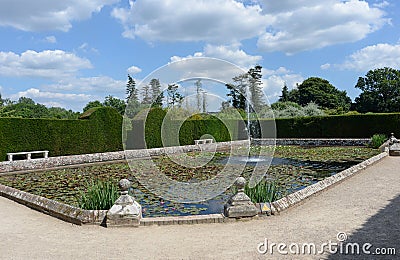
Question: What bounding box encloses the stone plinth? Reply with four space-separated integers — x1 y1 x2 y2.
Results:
224 177 258 218
106 179 142 227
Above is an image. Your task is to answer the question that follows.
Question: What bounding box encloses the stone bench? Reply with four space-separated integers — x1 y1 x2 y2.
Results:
7 150 49 161
194 139 214 145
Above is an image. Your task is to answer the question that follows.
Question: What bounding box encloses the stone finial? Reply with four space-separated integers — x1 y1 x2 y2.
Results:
119 179 131 194
236 177 246 191
106 179 142 227
224 177 258 218
389 133 399 145
389 133 400 156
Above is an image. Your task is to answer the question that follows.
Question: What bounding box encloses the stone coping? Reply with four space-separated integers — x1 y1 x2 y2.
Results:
0 150 387 227
0 183 107 225
0 183 256 226
253 138 370 146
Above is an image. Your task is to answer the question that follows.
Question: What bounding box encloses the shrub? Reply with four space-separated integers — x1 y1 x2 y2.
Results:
276 106 306 118
76 179 119 210
369 134 387 149
271 101 302 110
302 102 325 117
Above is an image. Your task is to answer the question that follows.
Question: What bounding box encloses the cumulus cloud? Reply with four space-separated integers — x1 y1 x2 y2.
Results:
262 69 303 102
111 0 389 54
44 76 126 94
169 55 302 103
0 0 119 31
12 88 93 111
0 50 92 79
331 43 400 71
15 88 91 101
127 65 142 75
112 0 268 44
171 44 262 69
9 75 126 111
257 0 389 54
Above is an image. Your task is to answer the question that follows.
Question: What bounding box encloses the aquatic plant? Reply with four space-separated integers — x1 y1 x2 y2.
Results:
76 179 119 210
244 180 282 203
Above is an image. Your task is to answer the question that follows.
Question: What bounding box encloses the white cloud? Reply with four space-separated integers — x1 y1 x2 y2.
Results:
112 0 268 44
320 63 331 70
257 0 389 54
0 0 119 32
15 88 91 101
111 0 389 54
333 43 400 71
78 43 99 53
44 76 126 94
127 65 142 75
10 75 126 111
12 88 93 111
0 50 92 79
262 68 303 102
170 44 262 69
45 36 57 43
373 1 390 8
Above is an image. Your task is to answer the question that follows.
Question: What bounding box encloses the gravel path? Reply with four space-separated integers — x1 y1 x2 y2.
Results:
1 156 399 259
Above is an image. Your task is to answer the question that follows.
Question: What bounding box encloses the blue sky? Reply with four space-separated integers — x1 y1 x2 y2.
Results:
0 0 399 112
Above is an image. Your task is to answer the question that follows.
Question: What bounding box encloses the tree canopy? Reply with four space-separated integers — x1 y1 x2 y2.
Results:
354 67 400 113
284 77 351 112
0 96 79 119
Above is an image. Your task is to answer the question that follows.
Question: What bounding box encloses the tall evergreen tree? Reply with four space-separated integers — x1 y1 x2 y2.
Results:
126 75 138 103
141 84 152 104
279 83 289 102
149 78 164 107
167 84 184 107
248 65 264 112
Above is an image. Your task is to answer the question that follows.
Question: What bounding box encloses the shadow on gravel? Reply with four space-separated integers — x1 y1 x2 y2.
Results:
328 194 400 260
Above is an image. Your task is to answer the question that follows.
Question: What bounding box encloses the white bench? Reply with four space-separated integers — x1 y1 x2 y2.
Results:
7 150 49 161
194 139 214 145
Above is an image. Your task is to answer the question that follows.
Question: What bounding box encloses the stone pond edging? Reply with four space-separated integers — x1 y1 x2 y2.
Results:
254 138 370 146
0 151 387 226
0 183 253 226
0 138 383 227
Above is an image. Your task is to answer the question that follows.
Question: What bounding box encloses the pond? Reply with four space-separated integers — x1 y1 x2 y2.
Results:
0 146 379 217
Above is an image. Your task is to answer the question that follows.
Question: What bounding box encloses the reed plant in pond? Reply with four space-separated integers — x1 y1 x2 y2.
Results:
76 179 119 210
244 179 282 203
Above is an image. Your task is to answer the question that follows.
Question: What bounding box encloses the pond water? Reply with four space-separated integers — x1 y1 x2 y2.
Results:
0 146 380 217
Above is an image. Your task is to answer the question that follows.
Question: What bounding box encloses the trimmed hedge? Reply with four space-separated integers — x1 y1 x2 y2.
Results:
0 107 122 161
3 108 398 161
127 109 232 149
268 113 400 138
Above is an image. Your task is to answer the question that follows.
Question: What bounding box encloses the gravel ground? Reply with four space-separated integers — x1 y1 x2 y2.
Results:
1 156 399 260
